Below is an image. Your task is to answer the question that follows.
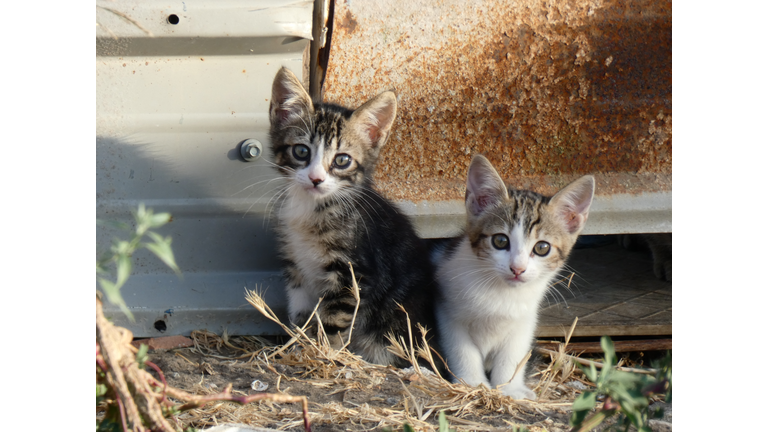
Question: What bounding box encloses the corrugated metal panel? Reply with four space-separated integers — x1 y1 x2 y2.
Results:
323 0 671 236
96 0 315 336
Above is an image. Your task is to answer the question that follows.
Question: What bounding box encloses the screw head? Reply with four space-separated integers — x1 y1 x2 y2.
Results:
240 139 262 161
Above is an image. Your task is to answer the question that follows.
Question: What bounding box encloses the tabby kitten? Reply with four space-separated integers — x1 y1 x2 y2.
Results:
267 67 437 367
434 155 594 400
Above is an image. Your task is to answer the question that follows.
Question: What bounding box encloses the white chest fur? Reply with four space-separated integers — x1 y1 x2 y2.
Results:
435 237 552 400
278 191 330 295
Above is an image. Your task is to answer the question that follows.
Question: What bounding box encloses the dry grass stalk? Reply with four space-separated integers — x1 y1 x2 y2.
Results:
535 347 657 376
96 296 312 432
173 265 662 431
177 325 596 431
341 262 362 350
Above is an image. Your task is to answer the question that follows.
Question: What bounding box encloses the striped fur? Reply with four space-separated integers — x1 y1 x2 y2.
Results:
267 67 437 367
434 155 594 400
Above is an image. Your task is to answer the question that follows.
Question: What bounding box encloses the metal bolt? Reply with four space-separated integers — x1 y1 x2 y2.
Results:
240 139 262 161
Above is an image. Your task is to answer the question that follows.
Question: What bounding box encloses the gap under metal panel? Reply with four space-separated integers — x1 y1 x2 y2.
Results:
537 239 672 338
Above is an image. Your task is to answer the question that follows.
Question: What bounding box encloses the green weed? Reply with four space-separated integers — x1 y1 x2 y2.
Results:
569 336 672 432
96 203 180 320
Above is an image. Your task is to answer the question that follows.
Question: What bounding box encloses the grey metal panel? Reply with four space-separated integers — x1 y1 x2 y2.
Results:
400 191 672 239
96 0 314 39
97 0 312 336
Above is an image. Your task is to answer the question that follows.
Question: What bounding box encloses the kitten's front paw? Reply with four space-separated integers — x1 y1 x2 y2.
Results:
500 383 537 401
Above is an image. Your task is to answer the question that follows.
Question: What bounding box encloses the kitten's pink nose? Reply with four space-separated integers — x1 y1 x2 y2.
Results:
310 176 324 186
510 267 526 276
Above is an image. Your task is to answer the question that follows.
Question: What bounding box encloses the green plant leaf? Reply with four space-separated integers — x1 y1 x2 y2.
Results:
569 406 592 428
438 410 449 431
580 361 599 383
145 232 181 275
148 211 172 228
437 410 457 432
136 343 149 369
111 239 128 256
96 382 109 406
98 278 134 322
403 423 415 432
621 408 645 429
570 391 599 428
116 253 132 289
600 336 616 367
572 391 597 412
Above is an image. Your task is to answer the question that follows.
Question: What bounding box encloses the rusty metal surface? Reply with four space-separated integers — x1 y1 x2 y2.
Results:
323 0 671 203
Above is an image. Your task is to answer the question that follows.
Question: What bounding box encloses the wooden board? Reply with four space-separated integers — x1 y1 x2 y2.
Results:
536 239 672 338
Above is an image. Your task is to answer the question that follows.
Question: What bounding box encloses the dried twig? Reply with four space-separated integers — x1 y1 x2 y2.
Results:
341 262 361 349
536 347 657 375
96 296 313 432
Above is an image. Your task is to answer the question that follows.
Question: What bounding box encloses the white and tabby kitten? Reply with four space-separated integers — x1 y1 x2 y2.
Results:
267 67 438 367
434 155 594 400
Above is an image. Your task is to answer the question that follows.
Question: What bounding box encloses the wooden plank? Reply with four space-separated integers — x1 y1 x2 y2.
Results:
537 324 672 338
536 338 672 354
536 241 672 338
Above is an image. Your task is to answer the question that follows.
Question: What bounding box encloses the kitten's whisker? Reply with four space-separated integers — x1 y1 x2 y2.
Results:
449 267 496 282
351 188 385 222
232 176 284 197
260 158 297 173
456 271 496 300
461 273 499 301
545 284 569 307
285 124 310 135
339 189 375 224
263 184 292 224
333 192 371 241
248 184 289 221
245 182 283 218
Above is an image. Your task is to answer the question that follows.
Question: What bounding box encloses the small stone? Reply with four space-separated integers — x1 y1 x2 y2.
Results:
251 380 269 391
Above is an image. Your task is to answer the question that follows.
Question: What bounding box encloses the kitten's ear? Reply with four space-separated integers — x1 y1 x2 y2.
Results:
549 175 595 234
347 91 397 150
270 67 314 128
465 155 509 217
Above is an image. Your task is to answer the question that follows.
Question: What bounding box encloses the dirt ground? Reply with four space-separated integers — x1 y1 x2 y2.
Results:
136 335 671 432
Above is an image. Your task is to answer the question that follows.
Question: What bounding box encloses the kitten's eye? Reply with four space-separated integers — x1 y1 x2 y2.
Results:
334 153 352 169
533 241 551 256
292 144 310 161
491 234 509 250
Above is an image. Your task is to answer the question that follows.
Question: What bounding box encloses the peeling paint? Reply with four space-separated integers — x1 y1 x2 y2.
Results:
323 0 671 200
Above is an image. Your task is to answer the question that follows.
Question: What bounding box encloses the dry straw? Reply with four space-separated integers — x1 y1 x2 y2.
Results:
110 264 659 431
168 263 598 431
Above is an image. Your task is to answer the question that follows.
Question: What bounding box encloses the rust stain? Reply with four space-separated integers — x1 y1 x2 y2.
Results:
337 9 358 34
324 0 672 200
